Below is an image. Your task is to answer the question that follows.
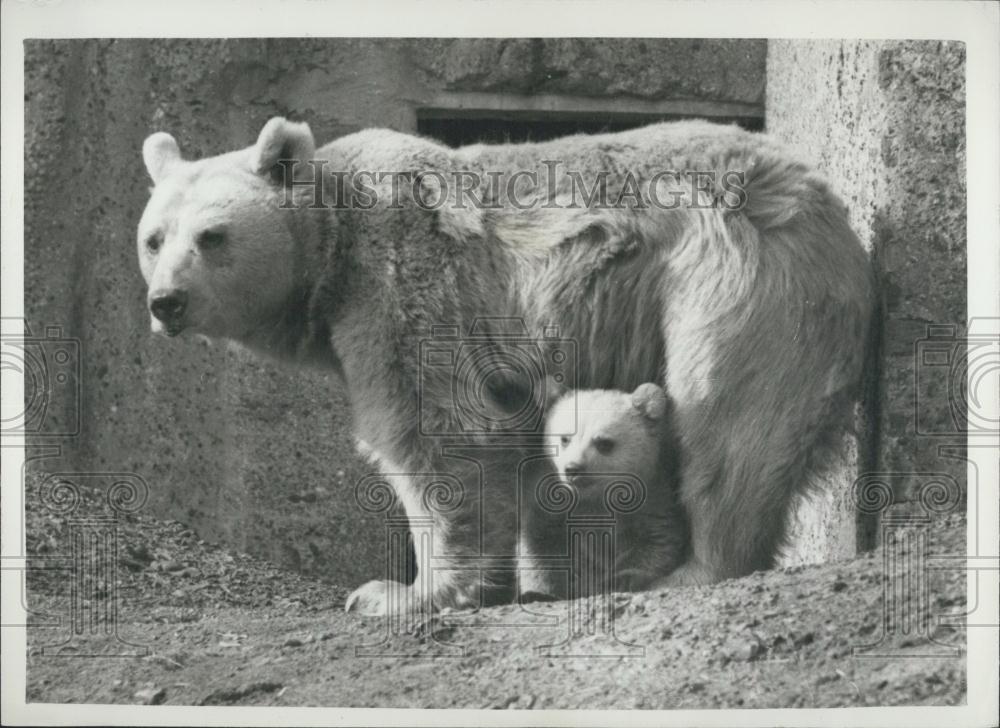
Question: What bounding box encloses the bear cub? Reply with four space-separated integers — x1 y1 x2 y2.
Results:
519 382 689 601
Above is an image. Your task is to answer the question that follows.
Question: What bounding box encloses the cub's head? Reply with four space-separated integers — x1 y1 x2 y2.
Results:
136 118 316 341
546 382 672 482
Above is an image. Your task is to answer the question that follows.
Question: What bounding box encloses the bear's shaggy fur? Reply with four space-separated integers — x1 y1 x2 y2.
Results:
519 382 688 601
138 117 876 614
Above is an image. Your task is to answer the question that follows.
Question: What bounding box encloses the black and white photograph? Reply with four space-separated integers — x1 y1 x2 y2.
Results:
1 1 998 725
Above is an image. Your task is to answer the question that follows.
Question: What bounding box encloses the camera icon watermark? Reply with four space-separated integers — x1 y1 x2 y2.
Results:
418 317 576 437
914 317 999 437
1 319 81 438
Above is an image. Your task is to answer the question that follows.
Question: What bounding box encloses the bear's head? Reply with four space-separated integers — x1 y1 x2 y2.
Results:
546 382 673 483
136 118 318 343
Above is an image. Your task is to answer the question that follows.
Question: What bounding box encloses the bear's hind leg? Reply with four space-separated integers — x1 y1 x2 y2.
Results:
662 394 847 587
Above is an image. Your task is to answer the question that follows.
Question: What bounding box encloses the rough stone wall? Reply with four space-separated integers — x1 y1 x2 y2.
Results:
767 40 967 561
409 38 765 103
23 39 765 585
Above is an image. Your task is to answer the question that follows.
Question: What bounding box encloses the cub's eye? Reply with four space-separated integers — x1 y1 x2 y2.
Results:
560 436 571 447
196 229 226 250
593 437 615 455
145 233 163 253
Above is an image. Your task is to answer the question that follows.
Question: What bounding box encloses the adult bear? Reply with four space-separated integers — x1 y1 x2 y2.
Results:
137 117 876 614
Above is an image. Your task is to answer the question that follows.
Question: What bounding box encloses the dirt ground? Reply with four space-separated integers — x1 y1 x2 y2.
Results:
24 485 967 709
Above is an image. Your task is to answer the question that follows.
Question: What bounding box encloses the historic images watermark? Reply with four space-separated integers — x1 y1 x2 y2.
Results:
1 318 84 640
2 318 151 657
847 318 1000 658
272 158 750 213
851 469 966 658
28 472 151 658
352 465 650 658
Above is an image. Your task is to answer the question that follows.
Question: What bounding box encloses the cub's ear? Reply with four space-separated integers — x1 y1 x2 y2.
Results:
631 382 671 421
252 117 316 185
143 132 182 184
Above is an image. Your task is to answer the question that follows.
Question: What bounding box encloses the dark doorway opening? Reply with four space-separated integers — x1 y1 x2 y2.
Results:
417 110 763 148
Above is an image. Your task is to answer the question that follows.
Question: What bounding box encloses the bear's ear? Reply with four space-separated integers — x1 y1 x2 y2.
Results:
631 382 671 421
252 117 316 186
143 132 182 184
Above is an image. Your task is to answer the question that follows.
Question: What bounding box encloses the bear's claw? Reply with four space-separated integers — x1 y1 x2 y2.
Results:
345 579 429 617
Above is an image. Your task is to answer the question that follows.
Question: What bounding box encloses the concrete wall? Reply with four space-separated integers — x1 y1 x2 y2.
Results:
23 39 766 585
767 40 967 560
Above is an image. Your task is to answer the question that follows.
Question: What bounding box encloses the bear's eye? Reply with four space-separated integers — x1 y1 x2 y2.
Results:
560 435 571 447
196 229 226 250
593 437 615 455
145 233 163 253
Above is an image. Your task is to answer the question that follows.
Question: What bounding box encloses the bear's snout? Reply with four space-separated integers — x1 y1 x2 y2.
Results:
149 289 188 332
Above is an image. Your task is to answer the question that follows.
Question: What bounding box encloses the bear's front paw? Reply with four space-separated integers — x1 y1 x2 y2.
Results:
344 580 392 615
345 579 414 616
